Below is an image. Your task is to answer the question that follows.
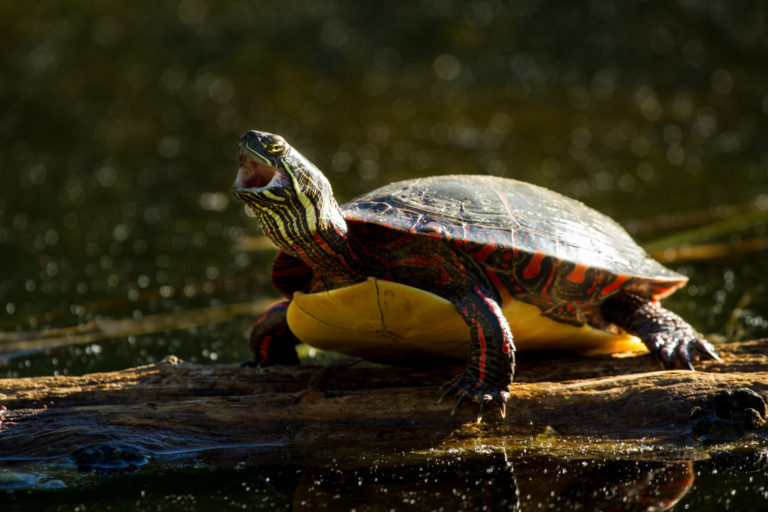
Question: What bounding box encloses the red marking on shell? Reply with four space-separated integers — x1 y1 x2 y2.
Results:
566 263 587 283
585 276 601 296
485 268 511 302
503 252 512 261
522 251 545 280
600 274 630 296
650 282 682 300
540 264 558 296
471 242 497 263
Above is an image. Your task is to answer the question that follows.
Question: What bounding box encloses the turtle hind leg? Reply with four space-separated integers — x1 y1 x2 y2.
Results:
244 301 301 367
601 291 720 370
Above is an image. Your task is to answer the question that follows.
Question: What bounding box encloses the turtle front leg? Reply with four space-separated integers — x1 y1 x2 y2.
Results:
601 291 720 370
245 301 301 367
441 285 516 418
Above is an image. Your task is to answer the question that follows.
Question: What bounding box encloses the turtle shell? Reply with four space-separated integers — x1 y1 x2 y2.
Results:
342 175 685 296
287 278 648 362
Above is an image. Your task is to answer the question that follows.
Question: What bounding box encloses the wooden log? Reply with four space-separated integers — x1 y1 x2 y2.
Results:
1 340 767 462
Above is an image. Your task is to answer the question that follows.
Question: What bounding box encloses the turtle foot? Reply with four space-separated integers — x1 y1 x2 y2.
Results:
439 373 510 420
601 292 721 371
648 330 721 371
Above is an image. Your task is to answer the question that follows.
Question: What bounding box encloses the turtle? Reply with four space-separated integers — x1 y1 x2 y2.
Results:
231 130 720 416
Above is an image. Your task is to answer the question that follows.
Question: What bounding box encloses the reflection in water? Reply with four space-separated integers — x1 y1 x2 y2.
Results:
291 452 520 511
7 448 768 510
289 452 520 511
255 455 694 512
552 460 693 512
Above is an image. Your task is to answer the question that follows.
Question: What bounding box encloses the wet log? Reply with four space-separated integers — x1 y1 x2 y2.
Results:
1 340 767 462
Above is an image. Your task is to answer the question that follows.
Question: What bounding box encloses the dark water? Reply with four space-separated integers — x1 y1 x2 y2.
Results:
2 0 768 508
4 447 768 511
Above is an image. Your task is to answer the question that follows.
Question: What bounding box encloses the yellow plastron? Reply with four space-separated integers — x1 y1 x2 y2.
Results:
286 277 647 363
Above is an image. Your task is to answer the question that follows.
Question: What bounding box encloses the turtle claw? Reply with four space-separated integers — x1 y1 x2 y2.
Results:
441 372 510 420
698 342 722 362
437 384 454 405
649 330 720 371
450 396 466 417
476 401 506 423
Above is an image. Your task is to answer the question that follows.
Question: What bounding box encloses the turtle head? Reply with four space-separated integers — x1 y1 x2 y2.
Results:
232 130 346 255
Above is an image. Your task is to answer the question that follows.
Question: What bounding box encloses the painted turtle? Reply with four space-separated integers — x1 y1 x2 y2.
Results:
232 130 719 416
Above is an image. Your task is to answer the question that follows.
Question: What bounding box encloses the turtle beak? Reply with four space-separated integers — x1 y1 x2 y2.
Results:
233 153 289 192
234 153 277 189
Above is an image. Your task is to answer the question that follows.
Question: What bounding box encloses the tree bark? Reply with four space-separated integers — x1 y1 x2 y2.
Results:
1 340 767 461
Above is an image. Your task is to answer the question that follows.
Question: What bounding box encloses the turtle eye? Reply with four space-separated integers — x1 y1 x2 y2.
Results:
264 136 287 157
